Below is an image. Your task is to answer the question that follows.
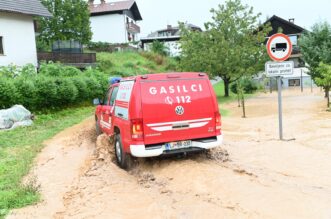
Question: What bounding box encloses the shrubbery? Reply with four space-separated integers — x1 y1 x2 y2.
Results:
230 78 259 94
0 63 109 111
140 52 165 65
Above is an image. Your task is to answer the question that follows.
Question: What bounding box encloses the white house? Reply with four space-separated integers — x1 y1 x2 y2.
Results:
88 0 142 44
0 0 51 67
140 23 202 57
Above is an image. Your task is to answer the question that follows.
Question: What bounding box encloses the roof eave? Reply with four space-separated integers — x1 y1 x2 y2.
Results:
264 15 306 32
0 9 52 18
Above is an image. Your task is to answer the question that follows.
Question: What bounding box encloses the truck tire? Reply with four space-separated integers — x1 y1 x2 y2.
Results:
114 133 133 169
95 119 102 136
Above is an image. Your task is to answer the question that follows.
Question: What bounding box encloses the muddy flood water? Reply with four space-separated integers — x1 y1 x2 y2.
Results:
8 89 331 219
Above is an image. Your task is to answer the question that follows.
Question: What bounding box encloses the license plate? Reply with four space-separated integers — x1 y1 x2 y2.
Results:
165 140 192 150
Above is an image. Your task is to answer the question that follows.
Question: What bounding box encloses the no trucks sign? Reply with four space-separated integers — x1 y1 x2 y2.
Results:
265 33 294 140
266 33 293 62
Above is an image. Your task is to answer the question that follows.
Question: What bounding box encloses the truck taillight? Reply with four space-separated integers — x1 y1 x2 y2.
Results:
131 119 144 140
215 112 222 130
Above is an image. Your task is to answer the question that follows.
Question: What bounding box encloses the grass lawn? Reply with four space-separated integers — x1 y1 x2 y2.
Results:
0 106 94 218
97 51 177 76
213 81 256 117
213 81 237 116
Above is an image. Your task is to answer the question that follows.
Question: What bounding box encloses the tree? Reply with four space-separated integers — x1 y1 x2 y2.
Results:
179 0 271 96
316 63 331 108
151 40 169 56
38 0 92 46
299 22 331 97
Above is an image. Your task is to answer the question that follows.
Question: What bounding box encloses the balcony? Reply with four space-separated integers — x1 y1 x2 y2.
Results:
127 22 140 33
37 52 97 68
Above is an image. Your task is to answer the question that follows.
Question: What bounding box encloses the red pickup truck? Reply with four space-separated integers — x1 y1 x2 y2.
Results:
94 72 223 169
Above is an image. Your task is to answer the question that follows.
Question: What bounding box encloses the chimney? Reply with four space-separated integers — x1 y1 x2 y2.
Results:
167 25 172 30
88 0 94 5
289 18 295 23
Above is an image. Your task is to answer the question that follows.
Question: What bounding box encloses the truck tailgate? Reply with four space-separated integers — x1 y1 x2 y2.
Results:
140 78 217 145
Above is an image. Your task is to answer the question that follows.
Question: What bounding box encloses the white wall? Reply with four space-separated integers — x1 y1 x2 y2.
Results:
165 41 181 57
144 41 181 57
90 14 127 43
0 13 38 67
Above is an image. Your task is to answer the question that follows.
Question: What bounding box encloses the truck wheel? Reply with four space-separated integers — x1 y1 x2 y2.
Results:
96 119 102 136
114 133 133 170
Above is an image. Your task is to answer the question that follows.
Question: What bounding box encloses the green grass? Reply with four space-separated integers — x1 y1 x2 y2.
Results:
0 106 94 218
96 51 177 76
213 81 235 116
213 81 255 117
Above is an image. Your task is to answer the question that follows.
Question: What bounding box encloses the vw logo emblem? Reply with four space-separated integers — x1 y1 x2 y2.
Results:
175 106 184 115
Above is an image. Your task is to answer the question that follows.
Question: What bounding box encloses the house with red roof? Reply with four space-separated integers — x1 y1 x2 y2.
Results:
88 0 142 44
0 0 51 67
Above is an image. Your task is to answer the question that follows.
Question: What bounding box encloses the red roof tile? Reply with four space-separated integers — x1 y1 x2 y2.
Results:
89 0 134 14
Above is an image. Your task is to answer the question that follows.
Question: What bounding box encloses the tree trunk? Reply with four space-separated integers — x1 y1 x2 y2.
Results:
224 79 230 97
241 93 246 118
325 88 329 98
326 87 330 108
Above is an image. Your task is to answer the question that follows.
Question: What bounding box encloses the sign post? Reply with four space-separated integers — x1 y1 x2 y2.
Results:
266 33 293 140
277 76 283 140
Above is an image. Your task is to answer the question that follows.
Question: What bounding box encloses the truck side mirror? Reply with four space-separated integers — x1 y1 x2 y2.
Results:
93 98 102 105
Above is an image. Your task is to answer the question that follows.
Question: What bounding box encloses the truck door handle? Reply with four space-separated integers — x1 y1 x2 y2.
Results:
117 113 124 117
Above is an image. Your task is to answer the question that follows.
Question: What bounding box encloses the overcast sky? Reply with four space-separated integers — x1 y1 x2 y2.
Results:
132 0 331 37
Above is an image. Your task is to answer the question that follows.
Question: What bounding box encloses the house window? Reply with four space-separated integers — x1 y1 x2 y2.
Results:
0 37 4 55
289 79 300 87
289 35 298 46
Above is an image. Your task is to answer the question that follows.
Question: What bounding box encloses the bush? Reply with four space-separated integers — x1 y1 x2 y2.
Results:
140 52 165 65
20 64 37 77
150 40 169 56
0 63 111 111
62 66 81 77
34 76 58 108
39 63 82 77
0 79 18 108
84 77 102 99
0 64 21 78
72 77 89 101
55 78 78 105
14 78 37 108
165 59 178 71
38 62 63 77
97 59 113 73
231 78 259 94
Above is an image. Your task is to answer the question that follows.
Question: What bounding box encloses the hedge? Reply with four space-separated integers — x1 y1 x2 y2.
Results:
0 63 109 111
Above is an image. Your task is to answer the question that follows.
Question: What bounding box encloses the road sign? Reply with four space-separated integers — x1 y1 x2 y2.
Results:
265 61 294 77
265 33 293 141
266 33 292 62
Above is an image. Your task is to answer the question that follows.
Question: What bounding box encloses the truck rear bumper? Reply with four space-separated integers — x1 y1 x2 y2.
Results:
130 135 223 158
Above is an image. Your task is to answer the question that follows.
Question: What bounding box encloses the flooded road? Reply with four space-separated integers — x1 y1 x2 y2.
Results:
8 89 331 219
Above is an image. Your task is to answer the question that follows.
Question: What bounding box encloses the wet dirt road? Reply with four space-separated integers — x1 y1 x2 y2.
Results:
8 89 331 219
